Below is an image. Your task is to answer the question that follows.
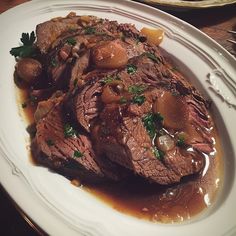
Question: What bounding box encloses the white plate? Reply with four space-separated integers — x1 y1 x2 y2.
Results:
137 0 236 9
0 0 236 235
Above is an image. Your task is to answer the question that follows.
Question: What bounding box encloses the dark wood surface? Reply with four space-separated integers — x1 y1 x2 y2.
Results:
0 0 235 235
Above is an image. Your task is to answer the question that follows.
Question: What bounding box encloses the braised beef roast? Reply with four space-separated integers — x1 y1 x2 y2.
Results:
25 13 215 185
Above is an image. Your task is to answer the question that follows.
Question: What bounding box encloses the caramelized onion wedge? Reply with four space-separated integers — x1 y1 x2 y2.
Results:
154 91 188 130
101 81 123 104
140 27 164 46
156 135 175 152
92 40 128 69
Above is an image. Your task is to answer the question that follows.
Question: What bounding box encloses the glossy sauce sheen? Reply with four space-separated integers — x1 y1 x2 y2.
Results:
17 87 223 223
85 132 222 223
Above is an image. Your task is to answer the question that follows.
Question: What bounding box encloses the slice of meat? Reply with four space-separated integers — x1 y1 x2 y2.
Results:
71 69 118 132
73 79 103 132
69 50 90 90
33 98 128 182
94 104 205 185
33 99 104 182
36 13 81 53
34 91 64 122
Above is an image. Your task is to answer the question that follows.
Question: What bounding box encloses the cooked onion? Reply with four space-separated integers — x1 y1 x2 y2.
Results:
140 27 164 46
92 40 128 69
156 135 175 152
101 81 123 104
153 91 188 130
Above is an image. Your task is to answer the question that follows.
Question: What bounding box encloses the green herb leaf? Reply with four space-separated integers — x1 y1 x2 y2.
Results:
142 112 164 138
102 75 120 84
66 37 76 46
21 31 36 46
73 150 83 158
176 136 185 146
102 76 114 84
73 78 78 88
127 64 137 75
63 124 77 138
84 26 96 35
51 58 58 67
10 31 36 58
128 84 147 95
171 91 180 97
132 95 146 105
152 146 165 161
144 52 160 63
120 96 127 104
46 139 54 146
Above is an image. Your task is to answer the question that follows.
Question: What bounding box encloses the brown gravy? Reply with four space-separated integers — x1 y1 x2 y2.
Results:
16 86 223 223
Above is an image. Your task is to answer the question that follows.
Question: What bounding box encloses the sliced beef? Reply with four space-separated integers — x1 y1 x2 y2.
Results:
33 97 128 182
94 104 204 185
31 13 216 186
36 13 81 54
73 79 103 132
34 91 64 123
33 98 104 182
71 70 118 133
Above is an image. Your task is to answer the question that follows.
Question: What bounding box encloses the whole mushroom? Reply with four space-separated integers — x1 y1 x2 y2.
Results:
16 58 42 83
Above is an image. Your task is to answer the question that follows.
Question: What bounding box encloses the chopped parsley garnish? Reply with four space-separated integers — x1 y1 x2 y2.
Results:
63 124 77 138
142 112 164 138
46 139 54 146
127 64 137 75
176 136 185 146
21 102 27 108
171 91 180 97
102 75 120 84
73 78 78 88
152 146 165 161
132 95 146 105
73 150 83 158
51 58 58 67
128 84 147 95
66 37 76 46
120 96 127 104
144 52 160 63
10 31 36 58
102 76 114 84
84 26 96 35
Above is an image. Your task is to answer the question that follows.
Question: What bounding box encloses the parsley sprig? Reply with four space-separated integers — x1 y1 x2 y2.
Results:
142 113 164 139
10 31 36 58
128 84 147 95
63 124 77 138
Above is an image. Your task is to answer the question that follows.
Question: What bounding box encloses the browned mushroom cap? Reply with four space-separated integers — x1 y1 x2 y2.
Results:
16 58 42 83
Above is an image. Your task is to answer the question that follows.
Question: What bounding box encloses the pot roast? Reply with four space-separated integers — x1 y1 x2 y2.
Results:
13 13 215 185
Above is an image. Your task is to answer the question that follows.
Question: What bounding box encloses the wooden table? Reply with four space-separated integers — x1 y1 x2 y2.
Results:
0 0 235 235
